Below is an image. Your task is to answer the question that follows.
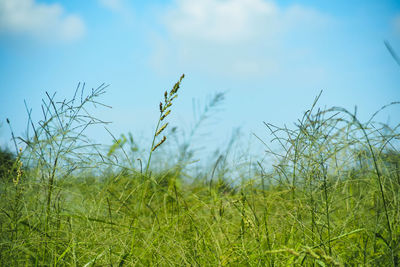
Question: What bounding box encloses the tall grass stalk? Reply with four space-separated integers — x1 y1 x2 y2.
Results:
145 74 185 175
1 78 399 265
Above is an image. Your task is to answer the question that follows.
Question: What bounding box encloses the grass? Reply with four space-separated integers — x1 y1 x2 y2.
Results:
0 75 399 266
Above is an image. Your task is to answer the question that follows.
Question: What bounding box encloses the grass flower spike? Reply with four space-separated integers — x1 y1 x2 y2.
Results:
145 74 185 174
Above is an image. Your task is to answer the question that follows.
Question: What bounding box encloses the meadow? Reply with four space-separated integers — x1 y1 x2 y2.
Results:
0 74 399 266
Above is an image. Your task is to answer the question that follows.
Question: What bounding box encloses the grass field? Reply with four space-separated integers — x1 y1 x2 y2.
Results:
1 75 399 266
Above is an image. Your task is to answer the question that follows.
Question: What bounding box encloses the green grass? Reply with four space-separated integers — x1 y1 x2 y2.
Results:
0 76 399 266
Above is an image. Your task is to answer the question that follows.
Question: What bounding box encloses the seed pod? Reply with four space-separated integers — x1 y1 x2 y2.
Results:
170 94 178 101
163 102 172 112
152 136 166 151
161 110 171 121
156 122 168 136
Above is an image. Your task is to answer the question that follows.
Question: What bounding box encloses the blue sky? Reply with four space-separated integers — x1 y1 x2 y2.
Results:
1 0 400 156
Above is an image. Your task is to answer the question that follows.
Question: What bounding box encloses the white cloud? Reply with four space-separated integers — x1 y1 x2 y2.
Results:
97 0 135 23
0 0 85 42
165 0 278 43
98 0 123 11
152 0 332 78
164 0 329 44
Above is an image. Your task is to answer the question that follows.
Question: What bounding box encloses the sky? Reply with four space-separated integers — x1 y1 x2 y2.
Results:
0 0 400 158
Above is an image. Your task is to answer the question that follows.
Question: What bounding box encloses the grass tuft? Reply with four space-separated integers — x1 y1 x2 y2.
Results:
0 74 399 266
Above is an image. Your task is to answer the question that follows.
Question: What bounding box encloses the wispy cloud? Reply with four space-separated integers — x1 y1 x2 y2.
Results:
98 0 123 12
151 0 332 78
97 0 134 23
164 0 330 43
0 0 85 42
165 0 279 43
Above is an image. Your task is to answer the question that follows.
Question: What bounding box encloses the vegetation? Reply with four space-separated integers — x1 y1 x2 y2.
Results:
0 74 399 266
0 146 16 182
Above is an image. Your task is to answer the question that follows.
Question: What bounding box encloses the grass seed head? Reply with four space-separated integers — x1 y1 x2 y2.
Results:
161 110 171 121
156 122 168 137
152 136 166 151
163 102 172 112
170 74 184 96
